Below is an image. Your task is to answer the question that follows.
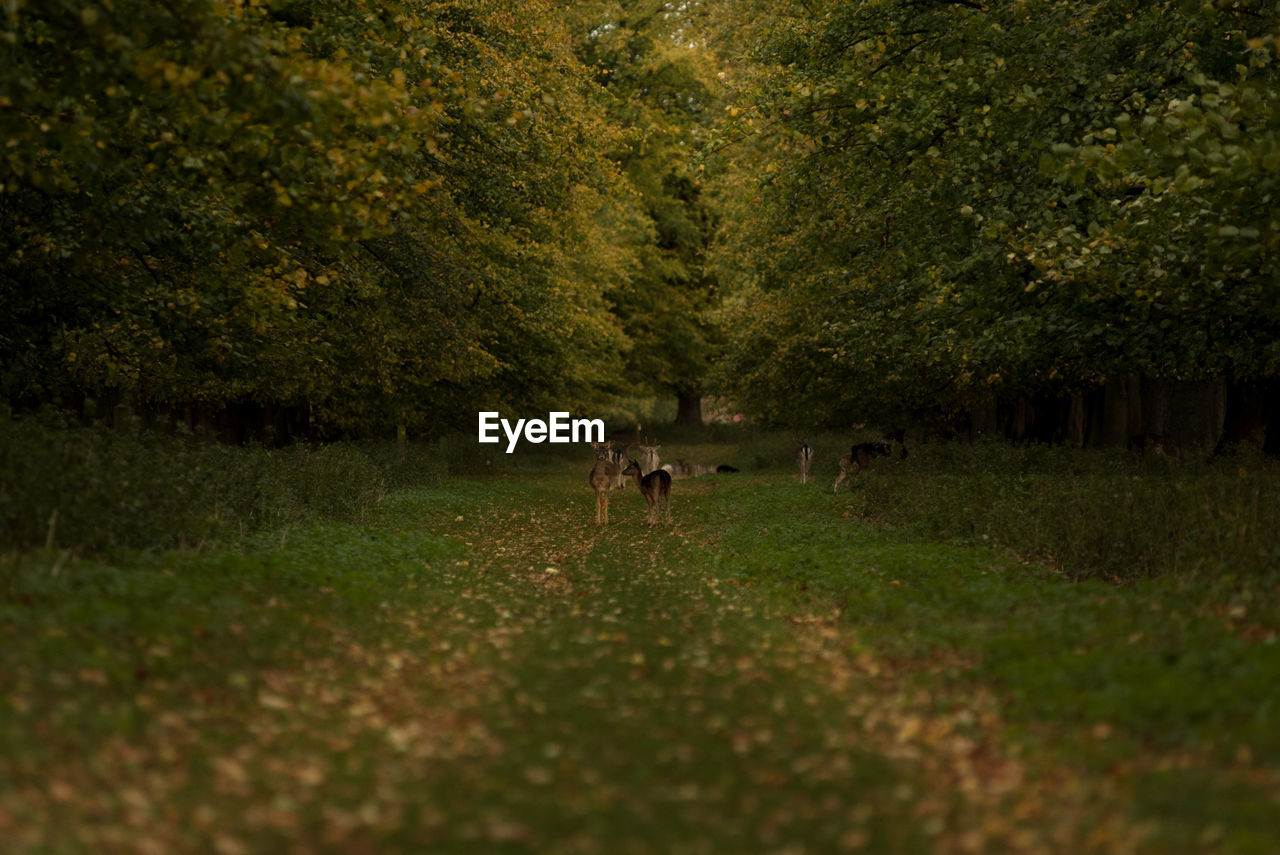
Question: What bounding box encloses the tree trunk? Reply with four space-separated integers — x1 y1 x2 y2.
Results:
113 403 134 434
968 396 998 441
674 393 703 427
1066 391 1086 447
1168 379 1226 451
1220 382 1273 452
1098 375 1137 447
1006 394 1035 443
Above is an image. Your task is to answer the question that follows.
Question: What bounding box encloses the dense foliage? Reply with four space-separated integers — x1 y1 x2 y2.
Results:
706 0 1280 430
574 2 722 421
6 0 1279 440
1 0 692 436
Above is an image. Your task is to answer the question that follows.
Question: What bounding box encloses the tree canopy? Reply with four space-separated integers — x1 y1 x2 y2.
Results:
4 0 1279 442
704 0 1280 433
3 0 639 436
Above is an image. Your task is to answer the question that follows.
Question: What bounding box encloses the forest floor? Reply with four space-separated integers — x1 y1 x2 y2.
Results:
2 461 1278 853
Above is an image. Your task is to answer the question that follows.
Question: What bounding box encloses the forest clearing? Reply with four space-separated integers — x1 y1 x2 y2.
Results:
3 432 1279 854
5 0 1280 851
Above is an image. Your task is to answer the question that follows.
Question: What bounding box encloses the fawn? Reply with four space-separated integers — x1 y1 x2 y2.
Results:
589 442 621 524
796 441 814 483
622 459 671 525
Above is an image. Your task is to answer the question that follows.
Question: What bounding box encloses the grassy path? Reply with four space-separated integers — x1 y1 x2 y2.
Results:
3 467 1277 853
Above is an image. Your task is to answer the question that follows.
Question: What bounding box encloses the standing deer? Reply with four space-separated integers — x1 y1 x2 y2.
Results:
589 443 620 524
622 459 671 525
612 444 629 489
833 452 854 492
796 441 814 483
637 441 661 475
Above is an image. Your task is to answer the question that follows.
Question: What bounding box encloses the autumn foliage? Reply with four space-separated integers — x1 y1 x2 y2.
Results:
705 0 1280 443
2 1 643 436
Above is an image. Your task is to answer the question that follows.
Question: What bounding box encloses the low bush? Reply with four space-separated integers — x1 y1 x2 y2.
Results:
838 440 1280 581
0 416 447 554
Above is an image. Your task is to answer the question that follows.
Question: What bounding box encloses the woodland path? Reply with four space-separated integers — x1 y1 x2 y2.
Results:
382 473 1142 855
6 469 1270 853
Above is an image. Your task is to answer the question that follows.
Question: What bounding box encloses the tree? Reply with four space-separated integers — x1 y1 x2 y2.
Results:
573 0 722 426
2 0 632 437
705 0 1280 442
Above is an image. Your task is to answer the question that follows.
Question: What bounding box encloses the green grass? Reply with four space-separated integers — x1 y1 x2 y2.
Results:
2 429 1278 853
0 416 443 553
834 440 1280 582
691 473 1280 853
709 481 1279 758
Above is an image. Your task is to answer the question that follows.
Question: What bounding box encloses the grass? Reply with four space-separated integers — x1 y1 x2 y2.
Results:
0 416 441 553
836 440 1280 581
2 426 1279 852
695 474 1280 853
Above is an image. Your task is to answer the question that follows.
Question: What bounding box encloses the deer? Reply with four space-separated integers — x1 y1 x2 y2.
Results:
622 458 671 525
637 441 661 475
1127 432 1182 459
796 441 814 483
609 442 629 489
662 460 695 479
593 440 629 489
589 442 621 524
834 431 909 491
850 431 909 470
833 452 854 492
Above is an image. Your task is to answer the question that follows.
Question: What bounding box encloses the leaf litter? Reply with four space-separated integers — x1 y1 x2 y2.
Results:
0 474 1261 853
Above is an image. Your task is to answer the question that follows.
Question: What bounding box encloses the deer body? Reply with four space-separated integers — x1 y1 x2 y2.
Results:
622 459 671 525
834 435 908 491
589 443 620 524
609 443 628 489
637 444 661 475
797 441 814 483
833 452 854 492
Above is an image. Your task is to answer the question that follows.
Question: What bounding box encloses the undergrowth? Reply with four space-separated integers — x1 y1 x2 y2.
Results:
0 417 444 553
829 440 1280 581
5 415 1278 584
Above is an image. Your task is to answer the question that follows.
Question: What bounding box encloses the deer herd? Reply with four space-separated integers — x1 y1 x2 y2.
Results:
587 435 906 525
589 440 668 526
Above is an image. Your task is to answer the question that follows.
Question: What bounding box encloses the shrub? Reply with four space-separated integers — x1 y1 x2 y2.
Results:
840 441 1280 581
0 416 445 553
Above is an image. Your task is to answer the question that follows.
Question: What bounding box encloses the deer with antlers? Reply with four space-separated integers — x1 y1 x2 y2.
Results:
636 439 661 476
